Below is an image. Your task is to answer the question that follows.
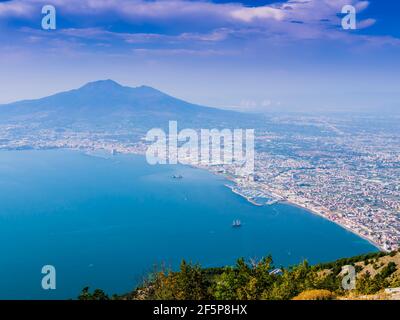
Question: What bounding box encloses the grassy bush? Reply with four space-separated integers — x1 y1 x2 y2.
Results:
292 289 336 300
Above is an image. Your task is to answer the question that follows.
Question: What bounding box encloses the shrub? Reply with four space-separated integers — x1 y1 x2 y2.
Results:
292 289 336 300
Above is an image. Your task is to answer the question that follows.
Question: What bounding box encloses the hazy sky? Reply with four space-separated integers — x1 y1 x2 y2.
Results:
0 0 399 112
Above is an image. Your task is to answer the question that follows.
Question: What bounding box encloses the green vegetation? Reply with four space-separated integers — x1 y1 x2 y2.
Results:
78 287 110 300
356 262 398 295
78 250 400 300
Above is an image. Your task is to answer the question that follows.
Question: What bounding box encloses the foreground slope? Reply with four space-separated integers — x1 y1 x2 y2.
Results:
78 250 400 300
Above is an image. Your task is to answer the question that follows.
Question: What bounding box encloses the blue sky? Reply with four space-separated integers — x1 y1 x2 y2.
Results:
0 0 399 112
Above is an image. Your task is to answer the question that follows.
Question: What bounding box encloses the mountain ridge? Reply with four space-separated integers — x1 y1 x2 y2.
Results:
0 79 249 128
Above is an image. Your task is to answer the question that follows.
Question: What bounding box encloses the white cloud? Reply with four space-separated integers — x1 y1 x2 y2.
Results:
357 18 376 29
0 0 34 17
0 0 394 51
231 6 285 22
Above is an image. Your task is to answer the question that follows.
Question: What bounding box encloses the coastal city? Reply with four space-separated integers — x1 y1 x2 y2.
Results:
0 114 399 252
214 116 400 252
1 0 400 303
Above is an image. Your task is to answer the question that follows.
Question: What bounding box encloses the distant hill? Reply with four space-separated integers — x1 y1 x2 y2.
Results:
0 80 253 129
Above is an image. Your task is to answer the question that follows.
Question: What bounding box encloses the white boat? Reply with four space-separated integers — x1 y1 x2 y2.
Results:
232 219 241 227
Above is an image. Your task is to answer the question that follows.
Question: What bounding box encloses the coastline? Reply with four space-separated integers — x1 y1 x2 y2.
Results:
60 147 391 252
226 182 384 251
279 199 384 252
2 146 387 252
211 169 385 252
1 147 389 300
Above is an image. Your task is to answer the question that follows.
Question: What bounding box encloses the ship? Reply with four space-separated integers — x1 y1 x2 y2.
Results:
232 219 242 228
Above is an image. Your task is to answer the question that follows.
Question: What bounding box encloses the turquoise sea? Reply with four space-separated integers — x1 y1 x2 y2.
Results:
0 149 377 299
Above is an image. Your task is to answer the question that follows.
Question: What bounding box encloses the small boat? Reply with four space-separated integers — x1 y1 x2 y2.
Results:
232 219 242 228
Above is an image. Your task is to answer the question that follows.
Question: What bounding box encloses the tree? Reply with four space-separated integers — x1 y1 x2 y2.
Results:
78 287 109 300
